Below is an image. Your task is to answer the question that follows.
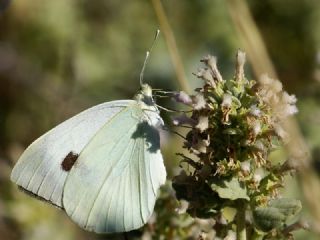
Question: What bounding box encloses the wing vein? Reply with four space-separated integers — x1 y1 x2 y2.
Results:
138 138 145 223
83 124 138 228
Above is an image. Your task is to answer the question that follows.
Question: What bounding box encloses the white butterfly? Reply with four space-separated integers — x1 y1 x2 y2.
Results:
10 83 166 233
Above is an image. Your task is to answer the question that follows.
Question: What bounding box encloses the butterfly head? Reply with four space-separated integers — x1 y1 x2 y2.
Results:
141 83 153 97
135 83 155 107
136 84 163 127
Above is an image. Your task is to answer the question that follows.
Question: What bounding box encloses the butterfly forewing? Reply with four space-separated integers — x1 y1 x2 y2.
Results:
10 100 134 207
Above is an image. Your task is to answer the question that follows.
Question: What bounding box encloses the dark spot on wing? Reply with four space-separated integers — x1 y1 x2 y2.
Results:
61 152 79 171
131 121 160 153
17 186 64 210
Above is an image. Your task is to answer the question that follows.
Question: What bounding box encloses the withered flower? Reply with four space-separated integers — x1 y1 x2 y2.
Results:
172 50 302 239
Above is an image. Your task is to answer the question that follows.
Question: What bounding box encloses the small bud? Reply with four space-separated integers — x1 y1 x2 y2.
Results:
221 94 232 124
282 92 297 105
172 91 193 105
221 94 232 108
241 160 251 173
192 94 207 110
283 104 298 116
253 168 265 183
252 121 261 136
172 114 196 126
194 68 216 87
196 116 209 132
249 105 261 117
235 50 246 81
201 55 223 82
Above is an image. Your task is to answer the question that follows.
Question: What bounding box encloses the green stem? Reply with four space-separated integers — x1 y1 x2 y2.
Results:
251 230 265 240
236 201 247 240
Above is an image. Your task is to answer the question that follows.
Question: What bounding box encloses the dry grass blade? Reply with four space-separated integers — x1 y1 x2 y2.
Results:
151 0 191 93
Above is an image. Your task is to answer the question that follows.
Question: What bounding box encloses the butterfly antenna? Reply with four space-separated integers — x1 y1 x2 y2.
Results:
139 29 160 87
155 104 193 113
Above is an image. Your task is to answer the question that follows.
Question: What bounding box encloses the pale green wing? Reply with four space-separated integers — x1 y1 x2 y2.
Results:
63 104 166 233
11 100 134 207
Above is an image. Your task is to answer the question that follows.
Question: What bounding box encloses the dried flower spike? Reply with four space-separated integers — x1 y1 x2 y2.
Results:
172 50 302 240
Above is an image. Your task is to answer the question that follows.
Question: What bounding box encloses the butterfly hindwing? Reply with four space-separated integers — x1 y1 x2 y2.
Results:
62 103 166 233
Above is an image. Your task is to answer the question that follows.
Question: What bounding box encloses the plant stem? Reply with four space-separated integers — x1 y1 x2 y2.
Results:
236 201 247 240
251 230 264 240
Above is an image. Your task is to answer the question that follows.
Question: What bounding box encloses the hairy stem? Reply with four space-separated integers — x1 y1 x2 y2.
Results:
236 201 247 240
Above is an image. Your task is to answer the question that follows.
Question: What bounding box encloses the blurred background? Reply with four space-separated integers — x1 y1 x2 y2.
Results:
1 0 320 239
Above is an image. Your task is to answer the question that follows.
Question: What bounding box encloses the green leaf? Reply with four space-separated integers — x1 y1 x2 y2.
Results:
210 177 249 200
231 96 242 108
253 198 302 232
253 206 286 232
268 198 302 218
259 173 279 191
222 207 237 223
